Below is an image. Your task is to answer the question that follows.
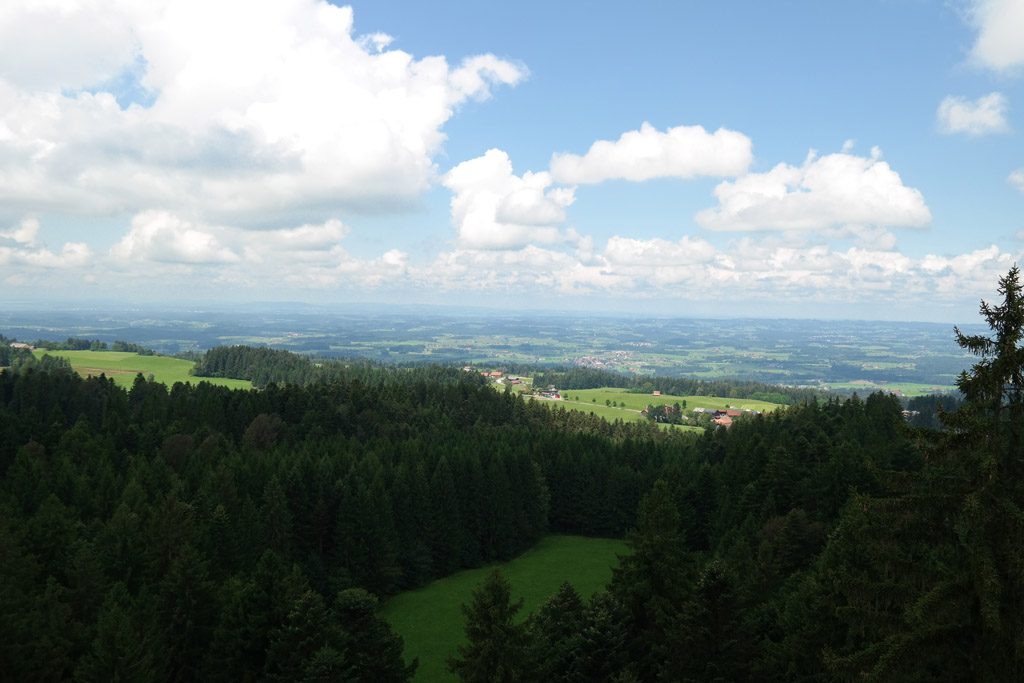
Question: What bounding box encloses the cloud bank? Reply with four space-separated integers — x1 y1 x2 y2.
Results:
0 0 525 226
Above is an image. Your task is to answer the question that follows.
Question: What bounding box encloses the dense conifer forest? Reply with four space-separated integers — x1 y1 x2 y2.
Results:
2 267 1021 680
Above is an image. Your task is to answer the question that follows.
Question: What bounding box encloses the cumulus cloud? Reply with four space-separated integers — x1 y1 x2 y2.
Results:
550 122 752 184
1010 169 1024 192
0 217 39 245
0 217 91 270
0 1 526 226
695 147 931 232
0 2 139 91
110 211 240 264
937 93 1009 135
103 211 407 290
443 149 576 250
968 0 1024 72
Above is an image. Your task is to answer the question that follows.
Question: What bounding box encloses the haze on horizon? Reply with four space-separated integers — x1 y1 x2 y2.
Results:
1 0 1022 323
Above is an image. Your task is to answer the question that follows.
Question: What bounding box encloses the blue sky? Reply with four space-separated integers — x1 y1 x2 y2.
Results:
0 0 1022 321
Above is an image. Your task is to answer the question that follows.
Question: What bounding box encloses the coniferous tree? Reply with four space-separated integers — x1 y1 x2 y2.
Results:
826 266 1024 679
524 581 586 681
448 570 526 683
610 479 691 679
334 588 417 682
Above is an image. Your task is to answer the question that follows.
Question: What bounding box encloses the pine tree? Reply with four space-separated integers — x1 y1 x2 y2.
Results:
610 479 691 679
663 559 752 682
826 266 1024 679
334 588 416 682
74 584 161 682
524 581 586 681
448 570 526 682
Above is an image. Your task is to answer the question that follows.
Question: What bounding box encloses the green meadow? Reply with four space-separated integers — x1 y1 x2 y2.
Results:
32 350 252 390
547 387 781 430
536 395 703 432
381 534 628 682
566 387 782 412
517 386 781 433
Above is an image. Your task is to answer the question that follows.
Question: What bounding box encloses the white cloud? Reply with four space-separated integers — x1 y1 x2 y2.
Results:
443 149 576 250
103 211 407 290
937 93 1009 135
0 1 526 226
110 211 240 264
603 236 716 267
0 1 140 91
1010 169 1024 192
0 217 39 245
550 122 752 184
968 0 1024 72
695 148 931 232
417 233 1020 308
0 218 91 270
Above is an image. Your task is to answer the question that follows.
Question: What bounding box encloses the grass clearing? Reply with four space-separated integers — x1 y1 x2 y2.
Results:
520 387 779 432
381 534 627 682
33 350 252 390
566 387 782 412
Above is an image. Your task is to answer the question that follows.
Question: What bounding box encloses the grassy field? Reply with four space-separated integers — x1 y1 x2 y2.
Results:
381 535 628 682
565 387 782 412
32 350 252 390
533 395 704 432
548 387 781 430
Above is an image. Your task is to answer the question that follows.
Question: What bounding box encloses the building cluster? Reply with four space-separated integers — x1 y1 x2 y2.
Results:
692 406 762 428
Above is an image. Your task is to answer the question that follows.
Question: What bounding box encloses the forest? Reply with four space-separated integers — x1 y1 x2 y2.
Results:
1 267 1021 681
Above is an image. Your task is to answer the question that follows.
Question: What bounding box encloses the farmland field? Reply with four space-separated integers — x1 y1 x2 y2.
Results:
536 394 705 432
548 387 781 430
32 350 252 389
567 387 782 412
381 534 628 682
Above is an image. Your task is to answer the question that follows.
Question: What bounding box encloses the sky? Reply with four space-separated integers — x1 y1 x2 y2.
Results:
0 0 1022 322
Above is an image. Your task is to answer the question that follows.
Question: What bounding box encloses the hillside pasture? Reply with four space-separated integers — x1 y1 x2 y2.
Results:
528 387 774 436
382 534 627 682
547 387 781 430
566 387 782 412
534 394 704 432
32 350 252 389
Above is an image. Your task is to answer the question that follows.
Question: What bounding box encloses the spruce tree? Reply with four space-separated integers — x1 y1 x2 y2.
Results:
826 266 1024 679
448 570 526 682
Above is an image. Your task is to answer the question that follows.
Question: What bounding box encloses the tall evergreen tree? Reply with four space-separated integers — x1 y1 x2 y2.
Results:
524 581 586 681
448 570 526 683
827 266 1024 679
334 588 416 682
